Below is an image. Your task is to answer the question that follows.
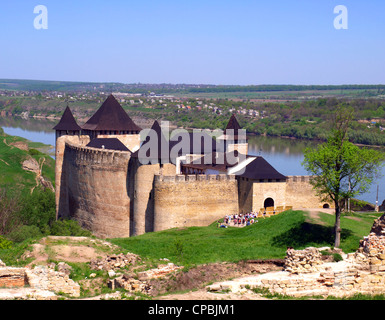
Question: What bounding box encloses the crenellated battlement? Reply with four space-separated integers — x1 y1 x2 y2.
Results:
154 174 236 183
65 142 131 167
286 175 313 183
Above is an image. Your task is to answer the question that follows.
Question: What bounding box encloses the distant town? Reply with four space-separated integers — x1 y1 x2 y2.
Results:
1 80 385 146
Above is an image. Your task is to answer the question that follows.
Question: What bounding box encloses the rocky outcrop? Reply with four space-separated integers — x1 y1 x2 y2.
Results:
22 157 54 192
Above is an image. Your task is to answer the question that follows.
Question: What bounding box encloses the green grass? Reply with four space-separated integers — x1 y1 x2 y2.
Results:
0 131 55 195
110 210 381 266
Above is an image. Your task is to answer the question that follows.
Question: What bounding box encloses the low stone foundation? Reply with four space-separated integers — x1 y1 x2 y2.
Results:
0 268 26 288
284 247 323 274
0 262 80 298
25 265 80 297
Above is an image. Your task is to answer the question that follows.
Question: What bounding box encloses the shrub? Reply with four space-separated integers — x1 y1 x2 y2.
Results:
17 187 55 234
50 219 92 237
333 253 343 262
28 149 41 156
0 235 13 249
6 225 42 243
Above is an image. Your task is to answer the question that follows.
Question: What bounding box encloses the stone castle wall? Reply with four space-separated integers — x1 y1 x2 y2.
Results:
153 174 238 231
238 175 331 214
56 136 331 239
252 180 287 212
132 161 176 236
285 176 332 209
63 142 132 238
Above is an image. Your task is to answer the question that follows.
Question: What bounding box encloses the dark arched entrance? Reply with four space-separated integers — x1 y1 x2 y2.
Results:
323 203 330 209
264 198 274 208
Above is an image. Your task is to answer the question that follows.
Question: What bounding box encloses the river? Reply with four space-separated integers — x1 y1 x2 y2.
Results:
0 117 384 205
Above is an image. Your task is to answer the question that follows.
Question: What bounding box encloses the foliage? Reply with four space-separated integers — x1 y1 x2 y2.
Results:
16 187 56 235
28 148 41 156
0 235 13 249
0 188 23 235
302 107 385 247
6 225 43 243
50 219 92 237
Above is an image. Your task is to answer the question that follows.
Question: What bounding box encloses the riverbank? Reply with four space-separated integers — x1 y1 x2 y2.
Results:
0 128 55 195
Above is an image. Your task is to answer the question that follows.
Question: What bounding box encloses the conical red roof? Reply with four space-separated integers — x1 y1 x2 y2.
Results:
82 94 141 132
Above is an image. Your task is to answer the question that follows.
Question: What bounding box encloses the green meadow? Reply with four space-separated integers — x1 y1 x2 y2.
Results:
110 210 382 266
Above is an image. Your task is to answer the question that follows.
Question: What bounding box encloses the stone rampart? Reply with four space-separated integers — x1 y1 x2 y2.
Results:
63 142 132 238
285 175 332 209
153 174 238 231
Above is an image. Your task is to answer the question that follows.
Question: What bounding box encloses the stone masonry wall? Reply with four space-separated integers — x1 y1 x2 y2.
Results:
55 135 90 220
0 262 79 298
285 176 332 209
153 174 238 231
64 142 132 238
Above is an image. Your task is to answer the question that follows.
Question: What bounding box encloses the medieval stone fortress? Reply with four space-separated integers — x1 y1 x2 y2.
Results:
54 94 330 239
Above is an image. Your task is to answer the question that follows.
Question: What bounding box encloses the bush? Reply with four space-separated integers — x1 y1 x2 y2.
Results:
6 225 42 243
50 219 92 237
17 187 55 234
0 235 13 249
333 253 343 262
28 149 41 156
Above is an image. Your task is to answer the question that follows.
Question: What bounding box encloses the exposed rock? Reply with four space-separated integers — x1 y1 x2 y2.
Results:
370 213 385 236
22 158 40 173
90 252 141 271
137 263 183 280
10 141 29 151
108 274 151 295
284 247 323 274
57 262 72 275
25 265 80 297
0 268 26 288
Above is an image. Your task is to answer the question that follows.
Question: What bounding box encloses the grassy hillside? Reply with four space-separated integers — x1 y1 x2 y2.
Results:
0 128 55 195
110 210 382 265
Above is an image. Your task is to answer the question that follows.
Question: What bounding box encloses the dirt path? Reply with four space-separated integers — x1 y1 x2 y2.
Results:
24 236 116 267
156 288 268 300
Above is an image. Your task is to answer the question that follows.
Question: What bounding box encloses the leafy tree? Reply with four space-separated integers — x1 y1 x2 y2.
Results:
302 107 385 247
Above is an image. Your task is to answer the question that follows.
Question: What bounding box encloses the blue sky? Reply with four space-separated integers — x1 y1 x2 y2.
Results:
0 0 384 85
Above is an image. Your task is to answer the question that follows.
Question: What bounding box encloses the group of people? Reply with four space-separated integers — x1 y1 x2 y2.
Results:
222 212 259 227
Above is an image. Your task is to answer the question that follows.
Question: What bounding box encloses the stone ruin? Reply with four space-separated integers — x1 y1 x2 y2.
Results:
90 252 142 271
0 260 80 300
283 247 324 274
90 253 184 295
208 213 385 298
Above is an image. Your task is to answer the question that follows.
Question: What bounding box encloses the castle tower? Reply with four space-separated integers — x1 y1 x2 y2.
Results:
53 106 81 139
223 114 248 155
81 94 142 151
53 106 83 220
130 120 176 236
